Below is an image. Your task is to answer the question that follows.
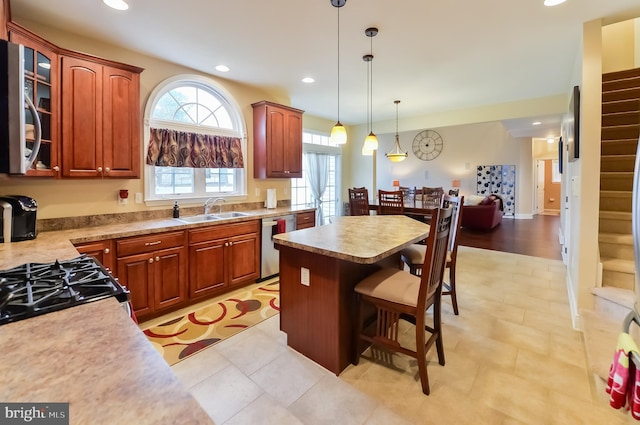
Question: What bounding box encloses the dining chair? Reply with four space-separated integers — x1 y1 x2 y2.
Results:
378 190 404 215
348 187 370 216
399 186 412 202
399 196 464 315
421 187 444 208
352 206 453 395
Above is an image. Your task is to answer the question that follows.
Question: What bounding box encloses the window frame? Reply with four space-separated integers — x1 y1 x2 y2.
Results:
143 74 248 206
291 131 343 225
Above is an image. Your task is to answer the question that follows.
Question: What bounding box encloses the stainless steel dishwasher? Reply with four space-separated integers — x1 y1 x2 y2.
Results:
259 214 295 281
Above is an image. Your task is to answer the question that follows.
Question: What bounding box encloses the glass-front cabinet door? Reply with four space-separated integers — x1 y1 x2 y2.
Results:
9 26 59 177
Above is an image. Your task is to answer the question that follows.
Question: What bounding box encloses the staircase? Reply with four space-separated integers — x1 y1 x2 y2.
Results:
583 68 640 393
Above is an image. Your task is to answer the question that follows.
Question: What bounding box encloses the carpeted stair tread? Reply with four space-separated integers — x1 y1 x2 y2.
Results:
599 232 633 245
581 309 620 381
600 210 632 220
601 257 636 274
591 286 635 309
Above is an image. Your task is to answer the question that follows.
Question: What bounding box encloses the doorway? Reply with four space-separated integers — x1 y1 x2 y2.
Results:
535 159 561 216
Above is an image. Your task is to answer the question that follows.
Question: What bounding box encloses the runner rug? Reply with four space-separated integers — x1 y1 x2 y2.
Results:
142 281 279 366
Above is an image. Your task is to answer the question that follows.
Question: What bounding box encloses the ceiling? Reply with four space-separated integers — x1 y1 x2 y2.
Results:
10 0 640 137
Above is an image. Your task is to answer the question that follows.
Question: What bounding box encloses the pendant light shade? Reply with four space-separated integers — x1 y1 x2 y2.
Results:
361 28 378 156
330 0 347 145
386 100 408 162
331 122 348 144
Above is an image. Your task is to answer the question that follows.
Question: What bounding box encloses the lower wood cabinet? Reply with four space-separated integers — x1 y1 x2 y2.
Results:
115 231 187 319
188 220 260 299
296 211 316 229
73 239 115 272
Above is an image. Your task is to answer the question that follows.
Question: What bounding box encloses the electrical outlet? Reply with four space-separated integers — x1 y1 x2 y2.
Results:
283 187 289 195
135 193 143 204
119 198 128 206
301 267 310 286
255 188 260 197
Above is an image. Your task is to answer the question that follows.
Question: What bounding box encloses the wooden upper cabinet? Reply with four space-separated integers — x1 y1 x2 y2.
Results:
61 56 141 178
252 100 303 178
8 24 60 177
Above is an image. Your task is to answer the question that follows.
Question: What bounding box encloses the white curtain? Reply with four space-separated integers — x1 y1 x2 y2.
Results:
304 152 329 225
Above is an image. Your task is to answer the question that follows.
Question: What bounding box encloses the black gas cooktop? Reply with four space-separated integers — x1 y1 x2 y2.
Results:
0 254 129 326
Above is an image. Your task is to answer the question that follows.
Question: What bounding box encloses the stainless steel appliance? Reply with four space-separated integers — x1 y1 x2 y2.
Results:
0 195 37 242
0 254 131 326
259 214 295 281
0 39 41 175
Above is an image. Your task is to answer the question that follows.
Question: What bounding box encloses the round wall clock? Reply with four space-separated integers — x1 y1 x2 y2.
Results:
412 130 443 161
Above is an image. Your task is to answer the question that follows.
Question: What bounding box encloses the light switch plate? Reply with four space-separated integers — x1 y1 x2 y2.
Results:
135 193 143 204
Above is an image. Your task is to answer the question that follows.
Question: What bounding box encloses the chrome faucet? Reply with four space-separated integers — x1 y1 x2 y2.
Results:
204 197 225 215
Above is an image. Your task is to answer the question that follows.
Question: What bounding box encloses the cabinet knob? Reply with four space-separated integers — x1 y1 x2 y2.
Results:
155 256 160 262
104 248 110 254
148 258 154 264
105 167 111 173
97 167 103 172
224 242 229 247
53 166 60 172
229 241 233 246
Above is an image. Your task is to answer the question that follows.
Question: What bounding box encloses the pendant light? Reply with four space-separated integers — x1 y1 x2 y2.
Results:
386 100 408 162
361 27 378 156
330 0 347 145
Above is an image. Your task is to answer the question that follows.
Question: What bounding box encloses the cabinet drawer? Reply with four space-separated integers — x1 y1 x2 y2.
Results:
188 220 260 245
296 211 315 229
116 231 185 257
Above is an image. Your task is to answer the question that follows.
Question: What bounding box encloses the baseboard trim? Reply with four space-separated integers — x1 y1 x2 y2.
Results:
514 213 534 219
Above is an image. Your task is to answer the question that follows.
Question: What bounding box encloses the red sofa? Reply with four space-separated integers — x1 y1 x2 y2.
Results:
461 195 503 230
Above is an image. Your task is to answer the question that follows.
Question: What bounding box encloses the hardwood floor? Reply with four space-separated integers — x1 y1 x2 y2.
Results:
457 214 562 260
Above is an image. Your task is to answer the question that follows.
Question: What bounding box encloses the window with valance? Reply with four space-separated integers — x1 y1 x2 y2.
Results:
144 76 246 201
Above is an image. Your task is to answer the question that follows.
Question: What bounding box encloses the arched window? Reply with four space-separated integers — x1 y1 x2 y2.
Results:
144 75 246 203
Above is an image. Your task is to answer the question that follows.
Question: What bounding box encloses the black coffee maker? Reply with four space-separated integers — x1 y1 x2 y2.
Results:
0 195 37 242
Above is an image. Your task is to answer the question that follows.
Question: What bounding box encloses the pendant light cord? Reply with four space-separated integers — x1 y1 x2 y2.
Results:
337 6 340 122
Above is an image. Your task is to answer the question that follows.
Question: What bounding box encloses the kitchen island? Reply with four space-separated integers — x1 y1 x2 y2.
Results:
273 215 430 374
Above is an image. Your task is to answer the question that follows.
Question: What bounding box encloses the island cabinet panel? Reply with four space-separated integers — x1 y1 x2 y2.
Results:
61 56 141 178
73 239 115 272
252 100 303 178
278 245 377 374
187 220 260 299
116 231 187 319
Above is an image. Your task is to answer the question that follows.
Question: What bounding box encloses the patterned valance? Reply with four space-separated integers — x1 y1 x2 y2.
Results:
146 128 244 169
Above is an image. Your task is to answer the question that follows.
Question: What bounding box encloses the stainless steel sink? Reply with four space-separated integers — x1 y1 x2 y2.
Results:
176 211 252 223
176 214 221 223
213 211 252 218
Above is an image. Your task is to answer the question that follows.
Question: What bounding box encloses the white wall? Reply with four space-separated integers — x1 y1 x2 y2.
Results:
347 121 534 216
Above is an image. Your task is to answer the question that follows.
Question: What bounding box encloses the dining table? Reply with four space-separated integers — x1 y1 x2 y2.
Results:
272 215 430 375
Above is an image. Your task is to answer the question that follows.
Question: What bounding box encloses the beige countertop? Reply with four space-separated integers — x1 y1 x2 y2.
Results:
0 206 314 269
273 215 430 264
0 298 214 424
0 205 313 424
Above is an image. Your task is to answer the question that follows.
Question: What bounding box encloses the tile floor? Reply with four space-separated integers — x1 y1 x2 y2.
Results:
163 247 634 424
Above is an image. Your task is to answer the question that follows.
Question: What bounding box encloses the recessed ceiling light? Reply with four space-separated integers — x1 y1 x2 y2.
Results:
547 137 555 144
544 0 567 6
302 77 315 83
532 121 542 125
103 0 129 11
215 65 230 72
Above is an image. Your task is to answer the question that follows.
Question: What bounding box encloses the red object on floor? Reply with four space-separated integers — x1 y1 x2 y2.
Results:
276 218 286 234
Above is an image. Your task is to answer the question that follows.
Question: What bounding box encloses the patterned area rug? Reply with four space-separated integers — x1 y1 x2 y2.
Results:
143 281 279 366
